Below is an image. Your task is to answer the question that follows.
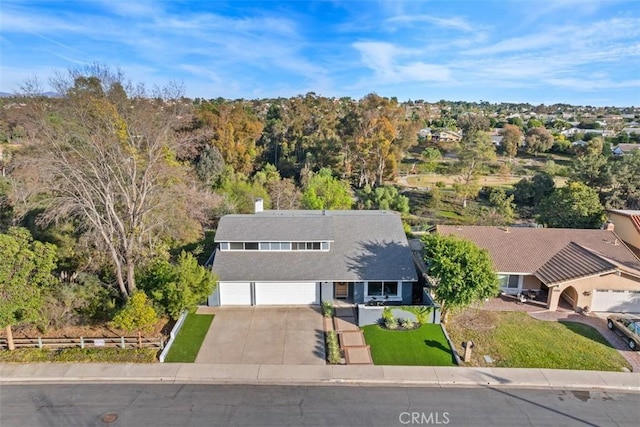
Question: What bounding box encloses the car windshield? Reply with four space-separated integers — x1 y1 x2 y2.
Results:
630 322 640 335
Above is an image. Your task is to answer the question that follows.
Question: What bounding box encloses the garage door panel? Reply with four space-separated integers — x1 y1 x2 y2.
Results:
255 282 319 305
219 282 252 305
592 290 640 313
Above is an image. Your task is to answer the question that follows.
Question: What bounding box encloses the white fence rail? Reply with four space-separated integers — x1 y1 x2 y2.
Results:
159 310 189 363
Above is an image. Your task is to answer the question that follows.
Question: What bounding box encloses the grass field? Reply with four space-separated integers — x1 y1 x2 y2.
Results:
164 313 214 363
362 324 456 366
446 310 631 371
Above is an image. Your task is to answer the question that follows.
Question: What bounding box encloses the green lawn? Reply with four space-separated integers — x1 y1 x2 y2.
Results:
362 324 456 366
164 313 214 363
446 311 631 371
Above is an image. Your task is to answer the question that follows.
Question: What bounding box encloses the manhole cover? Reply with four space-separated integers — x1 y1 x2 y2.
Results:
99 412 118 424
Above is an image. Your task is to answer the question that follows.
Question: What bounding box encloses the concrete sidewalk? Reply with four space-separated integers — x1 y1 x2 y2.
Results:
1 363 639 392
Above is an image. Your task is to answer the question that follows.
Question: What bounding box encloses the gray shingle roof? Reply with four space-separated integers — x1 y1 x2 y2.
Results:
212 210 418 282
437 225 640 274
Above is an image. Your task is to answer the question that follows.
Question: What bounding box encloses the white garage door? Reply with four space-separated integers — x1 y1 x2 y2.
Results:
592 290 640 313
254 282 319 305
219 282 252 305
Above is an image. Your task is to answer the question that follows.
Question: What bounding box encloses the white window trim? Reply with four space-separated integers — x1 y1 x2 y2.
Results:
219 240 331 252
364 281 402 302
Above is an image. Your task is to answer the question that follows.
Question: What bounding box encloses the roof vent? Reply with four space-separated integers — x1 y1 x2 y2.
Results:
614 238 619 246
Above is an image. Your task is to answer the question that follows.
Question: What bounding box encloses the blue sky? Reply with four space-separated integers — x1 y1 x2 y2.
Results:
1 0 639 106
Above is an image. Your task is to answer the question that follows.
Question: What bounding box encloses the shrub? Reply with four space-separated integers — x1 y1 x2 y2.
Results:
384 318 398 330
41 273 116 330
326 331 341 364
382 307 395 323
321 300 334 318
138 251 217 320
400 318 415 329
110 291 158 334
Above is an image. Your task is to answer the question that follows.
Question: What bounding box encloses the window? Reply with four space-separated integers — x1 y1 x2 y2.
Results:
384 282 399 297
229 242 244 250
220 242 229 250
244 242 259 250
498 275 520 289
367 282 383 296
366 281 400 298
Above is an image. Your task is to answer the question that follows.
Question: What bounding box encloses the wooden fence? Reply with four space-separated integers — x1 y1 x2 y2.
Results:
0 336 165 351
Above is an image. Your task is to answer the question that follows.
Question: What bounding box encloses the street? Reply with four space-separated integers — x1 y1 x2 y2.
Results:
0 384 637 426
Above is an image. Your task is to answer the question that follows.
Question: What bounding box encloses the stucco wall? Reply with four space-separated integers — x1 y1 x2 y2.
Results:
321 281 333 303
402 281 413 304
523 275 542 290
609 212 640 249
549 271 640 310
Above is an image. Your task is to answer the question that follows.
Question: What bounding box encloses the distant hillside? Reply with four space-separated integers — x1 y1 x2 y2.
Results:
0 91 60 98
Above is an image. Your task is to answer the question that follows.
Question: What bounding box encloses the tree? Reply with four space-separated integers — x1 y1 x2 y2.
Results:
421 147 441 173
0 227 57 349
357 185 409 213
301 168 353 209
536 182 606 228
513 173 555 207
455 131 496 206
12 66 216 298
110 291 158 336
421 233 499 323
500 124 522 158
570 139 611 192
525 127 554 156
486 188 516 225
457 114 490 138
607 149 640 209
138 251 217 320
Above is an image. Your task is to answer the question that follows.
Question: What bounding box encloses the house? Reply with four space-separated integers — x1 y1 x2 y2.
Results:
437 226 640 313
208 203 418 306
434 130 462 143
607 210 640 256
612 144 640 156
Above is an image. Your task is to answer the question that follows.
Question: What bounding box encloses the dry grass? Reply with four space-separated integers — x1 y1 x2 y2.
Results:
446 310 631 371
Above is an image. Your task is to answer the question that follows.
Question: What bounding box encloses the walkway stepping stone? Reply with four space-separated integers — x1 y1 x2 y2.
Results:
333 317 359 332
344 345 373 365
339 331 366 347
335 307 356 318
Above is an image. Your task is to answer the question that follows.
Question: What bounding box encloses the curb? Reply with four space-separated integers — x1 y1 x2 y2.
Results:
2 363 639 393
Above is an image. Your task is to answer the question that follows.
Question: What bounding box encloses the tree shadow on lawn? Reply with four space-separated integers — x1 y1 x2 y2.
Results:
424 339 458 366
558 321 617 349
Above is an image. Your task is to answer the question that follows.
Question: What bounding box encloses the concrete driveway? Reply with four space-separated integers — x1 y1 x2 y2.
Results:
195 306 325 365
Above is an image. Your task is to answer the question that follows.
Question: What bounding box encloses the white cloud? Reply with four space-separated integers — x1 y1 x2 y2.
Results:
387 14 475 32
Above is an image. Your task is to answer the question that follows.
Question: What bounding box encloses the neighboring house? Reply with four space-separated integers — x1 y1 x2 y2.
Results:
437 226 640 313
571 140 587 147
490 135 503 147
418 128 432 138
607 210 640 256
612 144 640 156
209 203 418 306
435 130 462 143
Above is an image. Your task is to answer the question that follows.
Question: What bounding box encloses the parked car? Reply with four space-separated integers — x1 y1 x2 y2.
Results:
607 314 640 350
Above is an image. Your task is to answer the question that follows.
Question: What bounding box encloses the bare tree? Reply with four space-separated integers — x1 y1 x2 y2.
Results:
12 66 217 298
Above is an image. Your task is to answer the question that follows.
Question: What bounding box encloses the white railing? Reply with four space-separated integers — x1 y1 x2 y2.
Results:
158 310 189 363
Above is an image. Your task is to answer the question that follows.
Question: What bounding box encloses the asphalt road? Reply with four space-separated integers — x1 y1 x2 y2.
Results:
0 384 637 427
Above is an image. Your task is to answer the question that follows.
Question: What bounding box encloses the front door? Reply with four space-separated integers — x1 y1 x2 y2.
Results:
335 282 348 299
